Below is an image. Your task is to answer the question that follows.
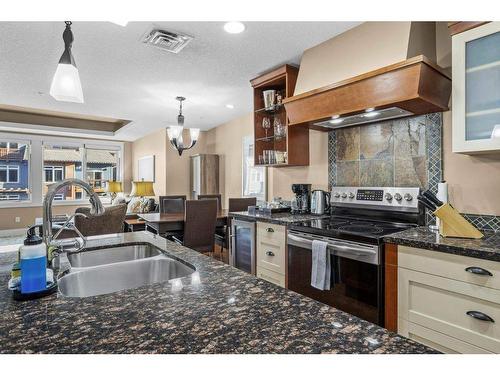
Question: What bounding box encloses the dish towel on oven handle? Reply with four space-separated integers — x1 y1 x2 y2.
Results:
311 239 331 290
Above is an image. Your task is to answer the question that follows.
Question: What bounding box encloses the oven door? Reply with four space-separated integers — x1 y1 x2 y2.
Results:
287 231 383 326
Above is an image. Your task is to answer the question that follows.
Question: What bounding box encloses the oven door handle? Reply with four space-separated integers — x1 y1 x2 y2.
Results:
287 234 377 257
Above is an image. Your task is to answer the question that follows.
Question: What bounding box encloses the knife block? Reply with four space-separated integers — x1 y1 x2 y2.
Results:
434 204 483 239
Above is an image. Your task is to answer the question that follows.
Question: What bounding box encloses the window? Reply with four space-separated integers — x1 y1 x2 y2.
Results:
43 145 83 201
86 148 120 204
0 139 30 203
44 166 64 183
0 194 20 200
0 165 19 183
242 136 266 203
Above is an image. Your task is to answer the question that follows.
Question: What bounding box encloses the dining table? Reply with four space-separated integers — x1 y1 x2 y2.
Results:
137 209 229 235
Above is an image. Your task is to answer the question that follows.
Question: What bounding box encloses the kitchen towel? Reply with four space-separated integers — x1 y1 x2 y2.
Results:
311 240 331 290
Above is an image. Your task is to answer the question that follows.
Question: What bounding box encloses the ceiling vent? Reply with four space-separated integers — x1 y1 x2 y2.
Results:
141 28 193 54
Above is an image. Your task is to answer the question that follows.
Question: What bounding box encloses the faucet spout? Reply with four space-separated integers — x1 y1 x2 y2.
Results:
42 178 104 246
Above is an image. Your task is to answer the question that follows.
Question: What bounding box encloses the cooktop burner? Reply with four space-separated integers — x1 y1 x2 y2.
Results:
290 215 415 242
337 224 384 234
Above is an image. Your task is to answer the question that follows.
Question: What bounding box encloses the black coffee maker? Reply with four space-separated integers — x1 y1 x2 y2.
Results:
291 184 311 214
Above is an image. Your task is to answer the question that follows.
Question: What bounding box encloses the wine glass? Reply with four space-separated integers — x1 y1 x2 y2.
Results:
262 117 271 138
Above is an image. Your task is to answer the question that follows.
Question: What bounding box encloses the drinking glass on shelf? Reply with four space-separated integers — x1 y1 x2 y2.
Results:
274 117 286 139
262 117 271 138
258 155 264 165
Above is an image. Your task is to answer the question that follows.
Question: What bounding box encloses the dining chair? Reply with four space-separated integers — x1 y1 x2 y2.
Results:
197 194 222 211
159 195 186 214
172 199 218 254
74 204 128 237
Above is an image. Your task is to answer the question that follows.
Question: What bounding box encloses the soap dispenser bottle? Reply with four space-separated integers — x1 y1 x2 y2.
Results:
20 225 47 294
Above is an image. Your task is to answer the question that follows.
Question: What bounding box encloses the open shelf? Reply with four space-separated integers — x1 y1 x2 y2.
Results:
254 104 284 114
250 64 309 168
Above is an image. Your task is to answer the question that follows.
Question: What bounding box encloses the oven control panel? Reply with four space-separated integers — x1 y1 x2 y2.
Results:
330 186 420 211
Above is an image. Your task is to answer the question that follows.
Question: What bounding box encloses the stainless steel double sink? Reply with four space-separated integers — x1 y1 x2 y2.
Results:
57 243 195 298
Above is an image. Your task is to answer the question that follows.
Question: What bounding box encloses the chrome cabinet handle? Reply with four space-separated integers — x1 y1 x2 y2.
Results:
266 228 274 233
265 251 275 257
466 310 495 323
465 266 493 277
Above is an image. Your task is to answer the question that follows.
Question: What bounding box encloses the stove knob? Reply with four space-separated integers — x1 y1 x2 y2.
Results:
341 193 347 199
334 192 340 198
384 193 393 201
404 193 413 201
394 193 403 201
348 192 355 199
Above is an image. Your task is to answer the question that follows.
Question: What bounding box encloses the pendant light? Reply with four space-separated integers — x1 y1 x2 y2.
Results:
50 21 84 103
167 97 200 156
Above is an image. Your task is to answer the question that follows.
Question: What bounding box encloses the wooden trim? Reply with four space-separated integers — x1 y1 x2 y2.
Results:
0 103 130 133
250 64 298 88
448 22 490 36
385 243 398 332
283 55 449 105
283 56 451 128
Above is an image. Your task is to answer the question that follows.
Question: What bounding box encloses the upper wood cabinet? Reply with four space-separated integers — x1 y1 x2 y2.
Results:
452 22 500 153
250 65 309 167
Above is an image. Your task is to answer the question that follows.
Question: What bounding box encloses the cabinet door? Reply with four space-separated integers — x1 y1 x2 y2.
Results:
453 22 500 153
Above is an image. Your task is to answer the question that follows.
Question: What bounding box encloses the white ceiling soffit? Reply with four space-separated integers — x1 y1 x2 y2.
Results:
0 21 361 141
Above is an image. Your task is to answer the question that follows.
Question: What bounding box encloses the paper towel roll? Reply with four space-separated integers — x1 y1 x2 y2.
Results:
435 181 448 229
437 181 448 204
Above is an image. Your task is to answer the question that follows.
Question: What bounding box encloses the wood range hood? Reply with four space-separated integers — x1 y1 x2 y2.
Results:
283 55 451 131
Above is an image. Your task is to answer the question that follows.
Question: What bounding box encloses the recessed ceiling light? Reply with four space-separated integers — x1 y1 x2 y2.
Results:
364 111 380 118
329 115 343 125
225 104 234 109
110 21 128 27
224 22 245 34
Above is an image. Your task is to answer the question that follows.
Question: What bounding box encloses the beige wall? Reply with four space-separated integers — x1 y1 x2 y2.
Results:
165 129 208 198
131 129 168 197
203 113 329 205
204 114 254 208
435 22 500 215
268 130 329 200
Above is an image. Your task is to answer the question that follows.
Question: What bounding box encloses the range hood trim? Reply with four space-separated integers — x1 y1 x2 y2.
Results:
283 55 451 130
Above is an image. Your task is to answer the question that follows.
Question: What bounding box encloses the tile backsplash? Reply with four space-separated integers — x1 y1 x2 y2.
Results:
329 113 441 190
327 113 500 231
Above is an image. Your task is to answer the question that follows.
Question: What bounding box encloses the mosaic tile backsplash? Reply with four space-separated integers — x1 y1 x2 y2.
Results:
330 114 436 189
328 113 500 231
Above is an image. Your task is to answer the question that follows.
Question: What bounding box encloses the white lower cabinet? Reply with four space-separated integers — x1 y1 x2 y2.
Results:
398 246 500 353
256 222 286 288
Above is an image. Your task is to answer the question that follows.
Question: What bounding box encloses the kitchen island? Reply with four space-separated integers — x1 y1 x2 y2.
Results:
0 231 435 354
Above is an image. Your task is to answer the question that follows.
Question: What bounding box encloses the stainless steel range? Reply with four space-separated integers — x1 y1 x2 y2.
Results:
287 186 424 327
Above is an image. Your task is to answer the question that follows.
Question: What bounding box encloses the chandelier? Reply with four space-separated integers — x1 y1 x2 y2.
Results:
166 96 200 156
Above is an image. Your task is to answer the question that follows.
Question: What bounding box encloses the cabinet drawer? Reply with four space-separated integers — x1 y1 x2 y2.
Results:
399 267 500 353
257 267 285 288
399 318 492 354
257 222 286 246
257 240 285 275
399 245 500 291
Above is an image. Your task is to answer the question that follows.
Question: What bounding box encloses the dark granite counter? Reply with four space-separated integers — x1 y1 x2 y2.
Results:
384 226 500 262
230 211 328 225
0 231 434 354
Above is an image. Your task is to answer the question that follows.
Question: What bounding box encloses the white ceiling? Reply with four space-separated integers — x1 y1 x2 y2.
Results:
0 21 361 141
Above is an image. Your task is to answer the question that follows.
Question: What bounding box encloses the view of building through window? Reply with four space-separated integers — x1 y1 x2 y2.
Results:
42 145 120 203
86 148 120 204
0 141 30 202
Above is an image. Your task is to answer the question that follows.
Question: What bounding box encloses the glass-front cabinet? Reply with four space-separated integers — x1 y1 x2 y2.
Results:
452 22 500 153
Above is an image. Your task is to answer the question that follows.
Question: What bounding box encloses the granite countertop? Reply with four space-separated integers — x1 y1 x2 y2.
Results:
230 211 329 225
384 226 500 262
0 231 434 354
